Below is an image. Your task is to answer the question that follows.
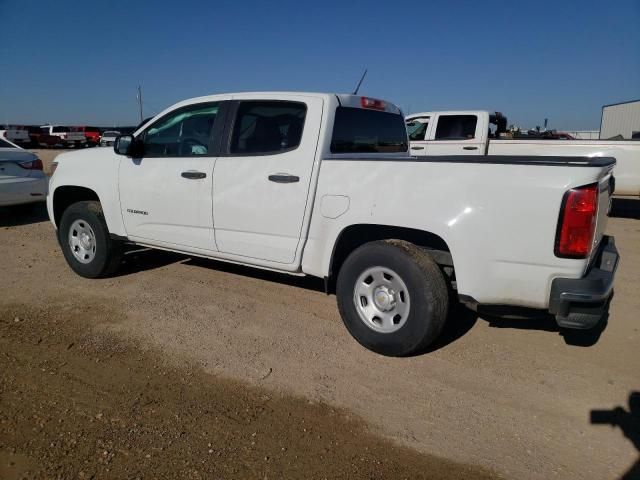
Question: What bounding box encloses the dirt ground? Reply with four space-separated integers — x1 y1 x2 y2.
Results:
1 149 638 479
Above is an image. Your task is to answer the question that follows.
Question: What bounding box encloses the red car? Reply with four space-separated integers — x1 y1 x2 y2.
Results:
73 126 102 146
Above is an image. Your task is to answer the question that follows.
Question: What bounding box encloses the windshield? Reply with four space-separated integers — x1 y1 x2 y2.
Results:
406 118 429 141
52 126 70 133
103 131 120 137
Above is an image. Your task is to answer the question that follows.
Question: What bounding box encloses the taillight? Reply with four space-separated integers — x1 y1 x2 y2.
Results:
360 97 386 111
19 159 43 170
555 183 598 258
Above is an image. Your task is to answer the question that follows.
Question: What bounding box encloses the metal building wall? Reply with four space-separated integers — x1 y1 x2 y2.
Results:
600 100 640 139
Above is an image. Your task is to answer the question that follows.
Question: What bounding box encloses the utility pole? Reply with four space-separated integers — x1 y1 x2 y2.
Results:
137 85 143 123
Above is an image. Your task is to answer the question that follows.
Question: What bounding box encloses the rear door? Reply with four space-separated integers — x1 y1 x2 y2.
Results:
211 97 322 264
425 114 484 155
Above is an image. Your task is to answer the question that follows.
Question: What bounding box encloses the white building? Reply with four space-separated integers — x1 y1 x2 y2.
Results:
600 99 640 140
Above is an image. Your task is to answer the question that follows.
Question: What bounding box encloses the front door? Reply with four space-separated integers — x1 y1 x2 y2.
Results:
212 97 322 264
406 116 431 156
118 101 226 251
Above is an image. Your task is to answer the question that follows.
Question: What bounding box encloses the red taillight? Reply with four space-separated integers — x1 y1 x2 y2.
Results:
19 159 43 170
360 96 385 111
555 183 598 258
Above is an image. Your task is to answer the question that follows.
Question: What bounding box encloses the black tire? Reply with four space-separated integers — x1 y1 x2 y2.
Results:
336 240 449 356
58 201 123 278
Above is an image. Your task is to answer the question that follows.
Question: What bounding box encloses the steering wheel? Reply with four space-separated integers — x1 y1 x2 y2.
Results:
179 137 207 155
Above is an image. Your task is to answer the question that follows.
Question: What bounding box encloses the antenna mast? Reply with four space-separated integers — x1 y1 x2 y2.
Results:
353 69 368 95
137 85 144 123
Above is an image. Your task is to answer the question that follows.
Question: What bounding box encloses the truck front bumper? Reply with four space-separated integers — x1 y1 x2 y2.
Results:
549 235 619 329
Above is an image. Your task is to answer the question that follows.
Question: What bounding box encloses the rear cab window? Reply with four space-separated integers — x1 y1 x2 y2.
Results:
330 107 408 153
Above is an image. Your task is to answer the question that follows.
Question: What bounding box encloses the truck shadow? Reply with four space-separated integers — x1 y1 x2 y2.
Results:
183 257 327 292
0 203 49 227
111 251 607 351
420 304 479 354
111 248 328 292
481 311 608 347
115 247 188 276
590 391 640 480
611 198 640 219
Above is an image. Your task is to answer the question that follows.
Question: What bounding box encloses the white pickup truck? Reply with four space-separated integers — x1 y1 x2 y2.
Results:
47 92 619 356
406 111 640 197
40 125 87 148
0 125 31 147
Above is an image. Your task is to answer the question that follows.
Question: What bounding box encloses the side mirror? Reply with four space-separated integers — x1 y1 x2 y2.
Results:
114 135 134 156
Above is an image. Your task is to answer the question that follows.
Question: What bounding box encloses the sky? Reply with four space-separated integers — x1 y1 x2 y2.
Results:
1 0 638 130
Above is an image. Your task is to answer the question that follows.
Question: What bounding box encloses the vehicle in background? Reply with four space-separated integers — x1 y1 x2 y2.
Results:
73 126 101 146
25 126 63 148
406 110 640 197
48 92 618 356
40 125 87 148
0 137 47 206
99 131 120 147
0 125 31 147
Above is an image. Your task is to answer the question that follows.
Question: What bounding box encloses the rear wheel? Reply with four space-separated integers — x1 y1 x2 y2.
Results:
58 201 123 278
336 240 449 356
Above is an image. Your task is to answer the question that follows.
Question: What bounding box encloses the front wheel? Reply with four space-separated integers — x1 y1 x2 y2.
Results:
336 240 449 356
58 201 123 278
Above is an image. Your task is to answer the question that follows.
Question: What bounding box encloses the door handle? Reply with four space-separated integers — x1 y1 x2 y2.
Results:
463 146 478 150
268 174 300 183
411 146 424 150
181 171 207 179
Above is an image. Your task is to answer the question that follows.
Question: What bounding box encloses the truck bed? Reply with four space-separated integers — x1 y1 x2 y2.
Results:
371 154 616 168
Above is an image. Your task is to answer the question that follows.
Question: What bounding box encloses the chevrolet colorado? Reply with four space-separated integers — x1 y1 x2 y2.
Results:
47 93 619 356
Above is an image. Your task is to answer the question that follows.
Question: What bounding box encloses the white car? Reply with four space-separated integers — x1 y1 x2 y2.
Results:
406 110 640 197
100 131 121 147
0 125 31 147
0 137 47 206
47 92 618 356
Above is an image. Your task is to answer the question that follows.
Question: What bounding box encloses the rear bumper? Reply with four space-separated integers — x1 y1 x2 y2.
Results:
548 236 619 329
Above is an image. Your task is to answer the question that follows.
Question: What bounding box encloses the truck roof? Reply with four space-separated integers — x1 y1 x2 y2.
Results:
406 110 490 119
167 92 402 114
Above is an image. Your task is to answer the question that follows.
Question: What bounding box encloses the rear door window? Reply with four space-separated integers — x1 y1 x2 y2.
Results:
434 115 478 140
230 101 306 155
331 107 408 153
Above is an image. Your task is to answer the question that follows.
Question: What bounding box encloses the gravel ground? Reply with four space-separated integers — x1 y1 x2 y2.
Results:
1 149 638 479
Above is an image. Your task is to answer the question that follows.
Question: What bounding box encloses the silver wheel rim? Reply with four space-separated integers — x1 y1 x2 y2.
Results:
353 266 411 333
68 219 97 264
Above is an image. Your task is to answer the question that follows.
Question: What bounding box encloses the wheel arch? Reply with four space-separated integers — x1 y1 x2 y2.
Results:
327 224 455 292
52 185 101 228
